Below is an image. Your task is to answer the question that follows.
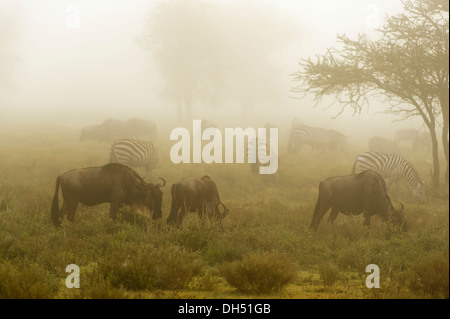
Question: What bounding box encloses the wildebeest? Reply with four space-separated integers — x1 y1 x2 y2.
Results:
166 176 229 225
51 163 166 226
310 170 406 230
368 136 399 154
80 118 157 143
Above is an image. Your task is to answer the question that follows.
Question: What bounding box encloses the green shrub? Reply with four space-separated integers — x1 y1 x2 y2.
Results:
407 251 449 298
0 260 58 299
220 252 296 294
96 244 202 291
318 261 340 288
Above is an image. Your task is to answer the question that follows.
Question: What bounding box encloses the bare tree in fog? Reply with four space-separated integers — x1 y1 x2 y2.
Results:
139 0 227 123
140 0 298 121
292 0 449 186
217 2 298 116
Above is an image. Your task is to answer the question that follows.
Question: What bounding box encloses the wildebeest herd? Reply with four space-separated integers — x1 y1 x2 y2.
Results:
51 117 427 232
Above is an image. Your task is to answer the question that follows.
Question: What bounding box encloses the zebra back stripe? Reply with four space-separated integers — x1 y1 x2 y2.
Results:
289 125 346 150
354 152 423 190
110 138 159 167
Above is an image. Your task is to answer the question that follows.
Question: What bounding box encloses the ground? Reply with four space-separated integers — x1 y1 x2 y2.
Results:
0 125 448 299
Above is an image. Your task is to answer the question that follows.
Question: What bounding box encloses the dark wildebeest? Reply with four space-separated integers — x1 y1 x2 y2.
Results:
79 118 157 143
166 176 229 225
51 163 166 226
310 170 406 231
368 136 399 154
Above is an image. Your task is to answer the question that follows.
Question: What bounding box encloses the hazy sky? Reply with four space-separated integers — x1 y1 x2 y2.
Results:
0 0 422 139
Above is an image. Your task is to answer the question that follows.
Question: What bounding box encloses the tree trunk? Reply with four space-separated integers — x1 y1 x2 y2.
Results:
440 95 449 185
442 121 449 185
430 125 440 187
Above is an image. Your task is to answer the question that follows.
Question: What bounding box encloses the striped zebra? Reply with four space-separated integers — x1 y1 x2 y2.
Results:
109 138 159 179
352 152 425 200
288 125 347 153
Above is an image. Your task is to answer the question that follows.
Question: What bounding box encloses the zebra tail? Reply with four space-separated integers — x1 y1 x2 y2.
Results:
51 176 61 226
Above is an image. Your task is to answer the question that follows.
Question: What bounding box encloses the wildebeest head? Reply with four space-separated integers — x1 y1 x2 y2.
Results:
137 177 166 220
388 203 407 231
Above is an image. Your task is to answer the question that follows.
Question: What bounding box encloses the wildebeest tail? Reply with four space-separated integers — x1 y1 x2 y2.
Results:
51 176 61 226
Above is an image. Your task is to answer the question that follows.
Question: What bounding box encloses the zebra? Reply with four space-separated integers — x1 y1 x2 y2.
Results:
352 151 425 200
288 125 347 153
109 138 159 179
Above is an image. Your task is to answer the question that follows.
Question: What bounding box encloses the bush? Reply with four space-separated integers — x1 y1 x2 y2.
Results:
407 251 449 298
96 244 202 291
220 252 296 294
0 260 58 299
318 261 340 288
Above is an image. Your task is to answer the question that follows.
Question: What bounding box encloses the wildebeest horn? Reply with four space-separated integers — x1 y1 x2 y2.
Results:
157 177 166 187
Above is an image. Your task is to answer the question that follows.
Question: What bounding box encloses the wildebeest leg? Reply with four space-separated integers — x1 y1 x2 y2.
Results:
310 197 331 230
110 201 119 220
177 206 187 226
327 208 339 225
66 201 79 222
59 201 69 223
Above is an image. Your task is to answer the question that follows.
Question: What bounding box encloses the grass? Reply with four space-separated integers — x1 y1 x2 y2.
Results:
0 124 448 299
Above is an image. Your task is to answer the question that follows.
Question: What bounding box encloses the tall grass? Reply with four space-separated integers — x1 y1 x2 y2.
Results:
0 126 448 298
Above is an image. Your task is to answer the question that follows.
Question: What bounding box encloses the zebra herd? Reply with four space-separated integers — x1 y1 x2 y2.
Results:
104 120 425 202
288 123 348 153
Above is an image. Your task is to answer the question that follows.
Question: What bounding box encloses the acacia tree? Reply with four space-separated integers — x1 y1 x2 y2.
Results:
292 0 449 186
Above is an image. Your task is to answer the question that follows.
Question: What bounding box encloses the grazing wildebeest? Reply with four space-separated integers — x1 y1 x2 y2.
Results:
310 170 406 231
368 136 399 154
80 118 157 143
166 176 229 225
51 163 166 226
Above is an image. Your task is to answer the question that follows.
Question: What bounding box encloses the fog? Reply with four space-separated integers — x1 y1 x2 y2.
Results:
0 0 424 145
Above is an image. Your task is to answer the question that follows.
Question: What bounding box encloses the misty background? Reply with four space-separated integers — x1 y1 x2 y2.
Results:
0 0 424 145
